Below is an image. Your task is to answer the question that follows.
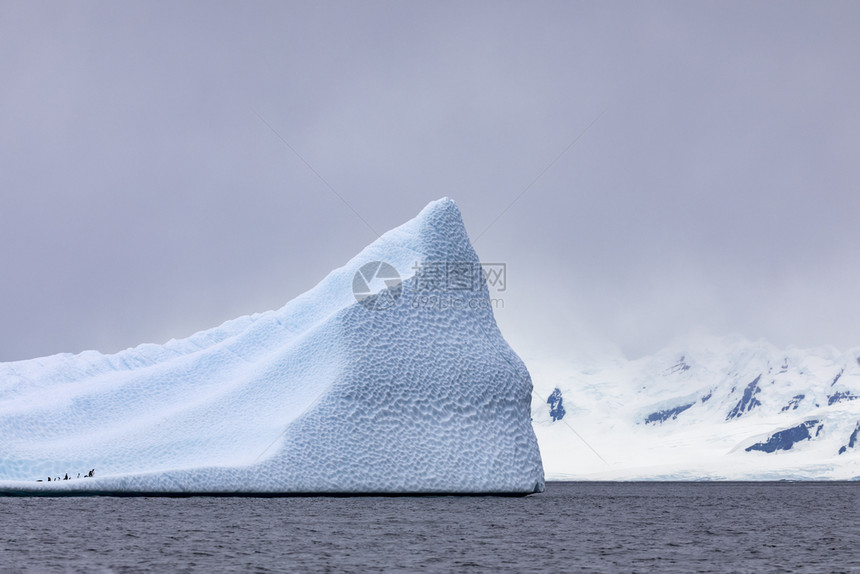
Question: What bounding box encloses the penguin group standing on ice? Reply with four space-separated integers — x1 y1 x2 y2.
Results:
36 469 94 482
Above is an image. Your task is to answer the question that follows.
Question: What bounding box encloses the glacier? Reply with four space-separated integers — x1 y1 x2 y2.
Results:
528 334 860 480
0 198 545 495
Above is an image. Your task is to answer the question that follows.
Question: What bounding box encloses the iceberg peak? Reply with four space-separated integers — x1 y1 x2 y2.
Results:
416 196 460 229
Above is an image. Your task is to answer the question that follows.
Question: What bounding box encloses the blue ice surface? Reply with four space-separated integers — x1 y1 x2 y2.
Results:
838 422 859 455
781 394 805 412
546 388 566 422
726 376 763 420
831 369 843 387
665 356 691 375
0 198 544 495
745 420 820 453
644 403 695 425
827 391 859 406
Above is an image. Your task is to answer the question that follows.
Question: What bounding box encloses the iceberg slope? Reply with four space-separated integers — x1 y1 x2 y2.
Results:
0 198 544 494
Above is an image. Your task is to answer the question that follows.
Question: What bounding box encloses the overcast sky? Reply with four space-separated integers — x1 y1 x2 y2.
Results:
2 1 859 363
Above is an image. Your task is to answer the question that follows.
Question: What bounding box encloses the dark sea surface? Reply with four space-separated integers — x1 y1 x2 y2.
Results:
1 482 857 573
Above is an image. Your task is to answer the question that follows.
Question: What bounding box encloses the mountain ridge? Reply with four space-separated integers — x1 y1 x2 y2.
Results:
529 333 860 480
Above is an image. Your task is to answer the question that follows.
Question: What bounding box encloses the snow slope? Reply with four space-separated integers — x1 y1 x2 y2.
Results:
529 334 860 480
0 198 544 495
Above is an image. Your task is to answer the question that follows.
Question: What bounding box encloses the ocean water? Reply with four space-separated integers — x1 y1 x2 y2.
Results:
0 482 856 573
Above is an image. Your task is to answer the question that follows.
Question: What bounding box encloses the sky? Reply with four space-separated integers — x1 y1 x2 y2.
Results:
1 1 859 363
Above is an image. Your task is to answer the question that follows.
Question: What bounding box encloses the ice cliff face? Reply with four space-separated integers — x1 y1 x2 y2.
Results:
0 198 544 495
529 335 860 480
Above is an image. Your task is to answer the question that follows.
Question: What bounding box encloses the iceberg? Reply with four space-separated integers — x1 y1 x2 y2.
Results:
0 198 545 495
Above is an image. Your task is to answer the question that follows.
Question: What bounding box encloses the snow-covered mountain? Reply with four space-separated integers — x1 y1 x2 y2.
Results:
527 334 860 480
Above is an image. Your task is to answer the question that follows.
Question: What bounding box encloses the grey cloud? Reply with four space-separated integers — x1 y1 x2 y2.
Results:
1 1 859 361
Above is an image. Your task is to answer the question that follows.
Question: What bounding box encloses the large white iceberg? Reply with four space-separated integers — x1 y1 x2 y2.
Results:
0 198 545 495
